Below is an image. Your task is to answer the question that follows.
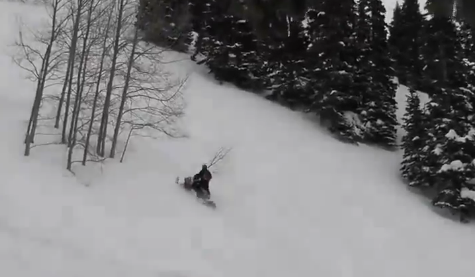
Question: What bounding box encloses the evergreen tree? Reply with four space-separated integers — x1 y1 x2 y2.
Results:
137 0 192 52
388 0 424 86
189 0 215 60
306 0 362 143
419 14 475 217
355 0 372 55
458 22 475 59
426 86 475 217
400 87 427 186
137 0 154 30
204 11 263 90
421 17 466 92
388 2 402 74
458 22 475 105
265 18 310 109
356 0 398 148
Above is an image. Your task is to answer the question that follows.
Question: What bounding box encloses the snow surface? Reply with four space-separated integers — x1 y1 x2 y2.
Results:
1 1 475 277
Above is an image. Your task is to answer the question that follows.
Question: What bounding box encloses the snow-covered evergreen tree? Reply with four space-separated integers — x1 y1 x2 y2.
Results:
458 21 475 58
418 15 475 217
428 88 475 215
393 9 475 220
388 2 402 74
189 0 215 60
265 18 310 109
138 0 192 52
356 0 398 148
204 13 262 90
306 0 362 143
458 21 475 104
401 87 427 186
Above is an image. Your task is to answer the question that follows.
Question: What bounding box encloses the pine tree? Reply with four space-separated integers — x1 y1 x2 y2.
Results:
419 14 475 217
204 12 262 90
458 22 475 59
426 87 475 216
353 0 398 148
421 16 466 92
137 0 154 30
388 0 424 86
189 0 215 60
306 0 362 143
400 87 427 186
458 22 475 105
265 17 310 109
137 0 192 52
356 0 398 148
388 2 402 74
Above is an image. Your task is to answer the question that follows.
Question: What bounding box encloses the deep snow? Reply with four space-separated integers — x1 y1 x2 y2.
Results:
0 1 475 277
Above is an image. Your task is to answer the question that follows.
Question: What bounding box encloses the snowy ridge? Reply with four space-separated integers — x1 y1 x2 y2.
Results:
0 1 475 277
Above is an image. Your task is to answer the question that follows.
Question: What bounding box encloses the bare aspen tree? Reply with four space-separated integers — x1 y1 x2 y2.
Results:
18 0 68 156
67 0 94 144
82 0 115 165
96 0 126 157
116 57 187 162
109 18 139 158
66 0 95 170
21 30 47 146
53 7 77 130
120 125 136 163
54 46 71 129
61 0 86 145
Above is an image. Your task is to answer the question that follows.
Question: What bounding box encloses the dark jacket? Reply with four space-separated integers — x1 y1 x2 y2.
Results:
193 168 212 192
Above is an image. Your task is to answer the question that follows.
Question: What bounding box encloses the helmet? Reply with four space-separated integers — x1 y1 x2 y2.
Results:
202 164 208 170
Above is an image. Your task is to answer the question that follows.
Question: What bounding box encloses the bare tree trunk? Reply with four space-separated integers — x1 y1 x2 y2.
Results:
24 101 35 144
24 53 48 145
97 0 125 157
67 0 94 170
55 57 72 129
110 25 139 158
24 69 44 149
120 127 135 162
24 0 62 156
62 0 84 145
83 2 114 165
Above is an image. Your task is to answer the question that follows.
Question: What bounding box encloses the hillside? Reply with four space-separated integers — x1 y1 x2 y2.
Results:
0 1 474 277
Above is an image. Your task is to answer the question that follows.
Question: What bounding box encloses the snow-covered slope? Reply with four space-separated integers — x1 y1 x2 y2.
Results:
1 2 475 277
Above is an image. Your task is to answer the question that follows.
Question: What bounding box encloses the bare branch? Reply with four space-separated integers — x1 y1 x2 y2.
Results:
207 147 232 169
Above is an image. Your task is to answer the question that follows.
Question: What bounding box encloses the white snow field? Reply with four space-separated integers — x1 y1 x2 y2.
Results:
0 1 475 277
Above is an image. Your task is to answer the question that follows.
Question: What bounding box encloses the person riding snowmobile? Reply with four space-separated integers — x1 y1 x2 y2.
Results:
192 164 212 199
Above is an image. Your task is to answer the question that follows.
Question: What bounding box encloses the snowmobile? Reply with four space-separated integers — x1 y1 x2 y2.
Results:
176 176 216 209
